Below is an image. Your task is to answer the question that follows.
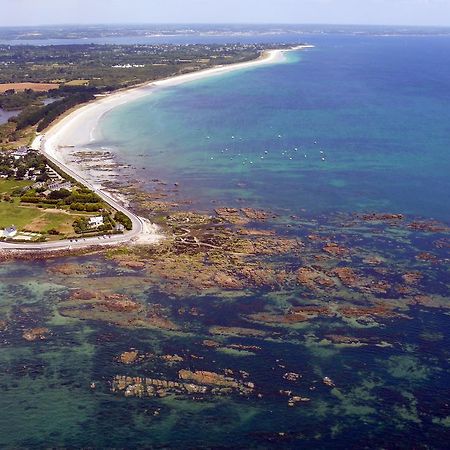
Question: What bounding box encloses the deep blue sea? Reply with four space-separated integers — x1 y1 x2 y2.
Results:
1 34 449 448
98 35 450 222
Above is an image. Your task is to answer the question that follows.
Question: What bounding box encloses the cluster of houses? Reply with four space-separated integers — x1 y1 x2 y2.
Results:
11 147 30 159
32 179 73 197
0 146 69 183
1 146 127 239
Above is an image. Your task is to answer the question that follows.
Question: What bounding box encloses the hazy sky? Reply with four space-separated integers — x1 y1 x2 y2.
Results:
1 0 450 27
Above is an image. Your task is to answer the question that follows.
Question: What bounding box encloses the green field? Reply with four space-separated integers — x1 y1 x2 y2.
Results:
0 200 90 235
0 200 41 229
0 179 33 194
0 180 91 236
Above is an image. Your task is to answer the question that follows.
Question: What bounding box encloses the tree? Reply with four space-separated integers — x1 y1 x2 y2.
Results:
114 211 132 230
48 188 71 200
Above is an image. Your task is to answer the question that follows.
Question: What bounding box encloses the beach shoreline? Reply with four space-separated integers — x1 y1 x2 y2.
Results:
13 44 313 251
36 45 313 192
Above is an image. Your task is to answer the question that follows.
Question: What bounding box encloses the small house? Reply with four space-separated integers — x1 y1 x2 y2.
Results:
33 181 46 190
3 226 17 238
89 216 104 228
115 223 125 232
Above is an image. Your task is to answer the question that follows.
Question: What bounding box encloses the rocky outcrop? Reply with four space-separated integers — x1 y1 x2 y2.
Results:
283 372 301 381
111 369 255 399
408 220 448 232
102 294 141 312
360 213 404 221
323 242 349 257
213 272 245 289
161 354 184 363
209 326 268 337
118 350 139 364
241 208 274 221
402 272 422 285
332 267 360 287
22 327 49 341
215 208 250 225
178 370 239 388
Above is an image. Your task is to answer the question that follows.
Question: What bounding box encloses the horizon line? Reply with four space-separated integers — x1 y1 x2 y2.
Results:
1 22 450 29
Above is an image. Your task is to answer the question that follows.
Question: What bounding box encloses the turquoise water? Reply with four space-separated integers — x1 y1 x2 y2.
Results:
99 35 450 221
1 35 449 448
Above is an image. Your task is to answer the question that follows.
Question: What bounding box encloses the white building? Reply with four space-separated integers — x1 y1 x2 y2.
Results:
3 226 17 238
89 216 104 228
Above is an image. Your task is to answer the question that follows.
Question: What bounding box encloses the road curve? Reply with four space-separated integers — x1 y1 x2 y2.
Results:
0 135 148 252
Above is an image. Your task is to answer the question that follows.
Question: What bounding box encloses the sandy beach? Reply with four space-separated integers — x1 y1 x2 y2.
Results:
36 45 313 195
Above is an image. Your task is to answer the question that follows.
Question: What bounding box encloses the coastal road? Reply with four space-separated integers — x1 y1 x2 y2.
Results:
0 135 152 252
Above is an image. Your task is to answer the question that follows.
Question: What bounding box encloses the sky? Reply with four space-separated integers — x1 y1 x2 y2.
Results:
1 0 450 27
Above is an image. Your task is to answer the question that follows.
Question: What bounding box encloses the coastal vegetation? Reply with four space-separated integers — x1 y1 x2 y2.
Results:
0 149 126 240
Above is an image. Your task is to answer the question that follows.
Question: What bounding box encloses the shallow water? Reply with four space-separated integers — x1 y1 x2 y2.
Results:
0 232 449 448
99 35 450 222
1 34 450 448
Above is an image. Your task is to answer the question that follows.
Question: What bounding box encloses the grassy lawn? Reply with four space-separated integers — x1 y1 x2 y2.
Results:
26 209 86 234
0 199 89 235
0 179 33 194
0 201 42 229
0 179 113 239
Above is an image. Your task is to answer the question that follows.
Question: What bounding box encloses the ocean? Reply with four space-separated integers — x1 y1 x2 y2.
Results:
0 34 449 448
98 34 450 221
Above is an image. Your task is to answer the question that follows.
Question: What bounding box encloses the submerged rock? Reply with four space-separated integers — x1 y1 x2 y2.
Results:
119 350 139 364
22 327 50 342
161 354 184 363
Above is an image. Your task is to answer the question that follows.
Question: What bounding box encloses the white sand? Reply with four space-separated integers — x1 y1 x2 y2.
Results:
36 45 314 191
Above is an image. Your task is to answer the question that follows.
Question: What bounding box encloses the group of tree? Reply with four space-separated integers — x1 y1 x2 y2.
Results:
0 89 44 110
13 92 95 131
0 150 47 179
21 187 104 211
114 211 132 230
72 214 113 234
